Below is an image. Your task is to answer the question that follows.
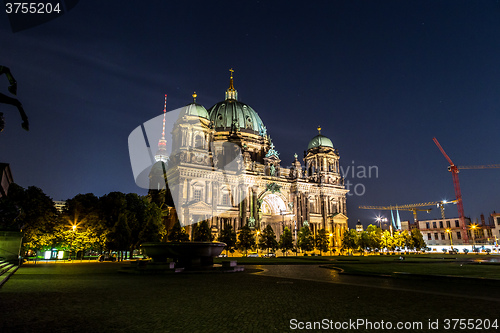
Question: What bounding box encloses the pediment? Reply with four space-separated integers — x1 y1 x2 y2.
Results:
185 200 212 211
329 212 348 223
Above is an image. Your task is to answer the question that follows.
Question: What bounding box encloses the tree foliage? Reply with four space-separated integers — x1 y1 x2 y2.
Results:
341 229 358 254
258 225 278 253
218 222 237 255
297 226 314 253
168 220 189 242
193 220 214 242
341 225 427 254
237 224 255 255
279 227 294 255
315 228 329 253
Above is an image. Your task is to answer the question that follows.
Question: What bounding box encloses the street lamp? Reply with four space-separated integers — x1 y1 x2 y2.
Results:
470 223 478 251
445 228 453 250
376 216 388 230
70 223 77 260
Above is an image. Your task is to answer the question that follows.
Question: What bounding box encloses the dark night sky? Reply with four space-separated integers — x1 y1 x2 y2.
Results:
1 1 499 227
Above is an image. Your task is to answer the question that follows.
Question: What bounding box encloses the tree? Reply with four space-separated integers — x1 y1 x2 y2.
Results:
411 228 426 252
258 225 278 254
237 224 255 255
366 224 382 251
401 230 414 252
315 228 329 254
297 226 314 254
357 231 370 255
62 193 107 254
218 223 237 256
193 220 214 242
168 220 189 242
393 231 404 253
380 230 391 252
4 184 59 253
279 227 294 256
341 229 358 255
138 203 166 244
106 213 131 261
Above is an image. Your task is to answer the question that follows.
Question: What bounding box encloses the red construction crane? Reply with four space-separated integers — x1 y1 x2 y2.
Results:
433 138 500 243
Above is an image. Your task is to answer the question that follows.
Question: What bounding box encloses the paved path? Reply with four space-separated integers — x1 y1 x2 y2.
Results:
251 264 500 302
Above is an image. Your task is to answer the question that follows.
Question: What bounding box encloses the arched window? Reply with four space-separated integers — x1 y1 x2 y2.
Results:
195 135 204 149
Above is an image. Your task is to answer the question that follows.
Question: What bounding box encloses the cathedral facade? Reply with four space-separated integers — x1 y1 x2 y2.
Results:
149 72 349 248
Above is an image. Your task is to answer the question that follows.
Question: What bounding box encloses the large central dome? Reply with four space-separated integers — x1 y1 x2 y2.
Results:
207 70 267 136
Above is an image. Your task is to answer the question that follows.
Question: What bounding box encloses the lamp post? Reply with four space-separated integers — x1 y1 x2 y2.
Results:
470 223 477 252
445 228 453 250
376 216 388 231
70 224 77 260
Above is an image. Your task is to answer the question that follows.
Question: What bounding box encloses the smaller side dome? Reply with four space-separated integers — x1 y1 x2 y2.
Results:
183 102 209 119
307 134 334 150
307 126 334 150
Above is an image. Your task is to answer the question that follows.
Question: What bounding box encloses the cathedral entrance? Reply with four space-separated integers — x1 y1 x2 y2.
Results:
259 193 291 238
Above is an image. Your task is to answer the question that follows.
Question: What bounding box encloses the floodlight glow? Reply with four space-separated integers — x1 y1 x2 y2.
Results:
44 251 51 259
57 251 64 259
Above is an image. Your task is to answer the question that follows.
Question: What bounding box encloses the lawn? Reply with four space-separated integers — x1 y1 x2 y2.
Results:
2 262 500 332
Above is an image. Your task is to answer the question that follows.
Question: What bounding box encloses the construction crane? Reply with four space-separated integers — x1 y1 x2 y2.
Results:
396 200 458 219
433 138 500 243
358 205 432 223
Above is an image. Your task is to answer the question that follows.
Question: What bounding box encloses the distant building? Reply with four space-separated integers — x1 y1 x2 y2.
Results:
400 220 411 231
54 200 66 213
355 220 363 233
417 217 471 246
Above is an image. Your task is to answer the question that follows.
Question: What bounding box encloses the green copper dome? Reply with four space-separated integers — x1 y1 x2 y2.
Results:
208 99 267 135
182 102 209 119
207 70 267 136
307 134 334 150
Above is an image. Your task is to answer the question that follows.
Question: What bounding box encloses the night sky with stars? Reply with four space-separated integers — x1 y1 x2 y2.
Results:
1 1 499 227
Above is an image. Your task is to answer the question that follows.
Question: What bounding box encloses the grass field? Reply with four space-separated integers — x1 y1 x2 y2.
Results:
2 261 500 332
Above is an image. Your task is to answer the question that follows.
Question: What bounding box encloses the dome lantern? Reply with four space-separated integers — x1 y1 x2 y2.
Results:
225 68 238 100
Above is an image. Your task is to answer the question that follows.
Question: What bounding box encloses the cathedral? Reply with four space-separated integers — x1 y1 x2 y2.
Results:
149 71 349 248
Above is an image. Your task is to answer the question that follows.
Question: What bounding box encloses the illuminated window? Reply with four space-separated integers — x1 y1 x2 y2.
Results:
194 189 202 202
195 135 204 148
222 193 230 206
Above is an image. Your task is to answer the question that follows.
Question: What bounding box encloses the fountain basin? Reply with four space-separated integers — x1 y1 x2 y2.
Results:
141 241 226 268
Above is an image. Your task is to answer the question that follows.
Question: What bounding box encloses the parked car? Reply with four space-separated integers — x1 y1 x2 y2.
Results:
247 253 259 258
263 253 276 258
218 253 227 258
